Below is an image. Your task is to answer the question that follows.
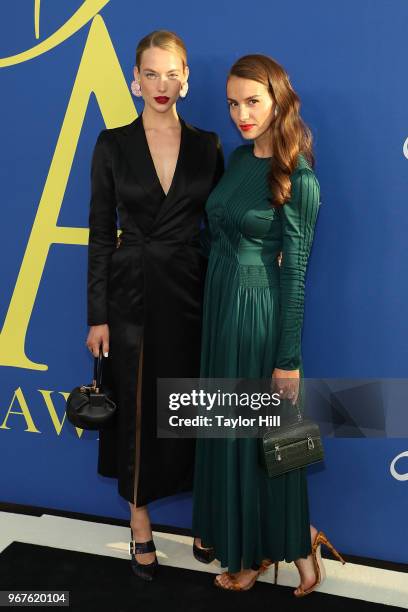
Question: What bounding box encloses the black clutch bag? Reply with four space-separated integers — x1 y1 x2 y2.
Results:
259 404 324 478
66 349 116 430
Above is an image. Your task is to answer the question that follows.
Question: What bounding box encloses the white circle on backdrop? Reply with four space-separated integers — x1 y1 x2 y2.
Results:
390 450 408 481
403 137 408 159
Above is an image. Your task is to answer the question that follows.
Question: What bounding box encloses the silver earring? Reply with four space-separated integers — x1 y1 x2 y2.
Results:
274 106 279 117
180 81 189 98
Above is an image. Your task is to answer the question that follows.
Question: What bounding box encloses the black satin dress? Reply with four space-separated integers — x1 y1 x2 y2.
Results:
87 114 224 505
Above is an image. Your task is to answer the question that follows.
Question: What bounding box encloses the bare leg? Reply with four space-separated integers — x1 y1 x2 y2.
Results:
129 502 156 565
293 524 319 595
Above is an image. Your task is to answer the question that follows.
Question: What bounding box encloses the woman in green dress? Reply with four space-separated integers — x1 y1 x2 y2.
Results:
192 54 345 594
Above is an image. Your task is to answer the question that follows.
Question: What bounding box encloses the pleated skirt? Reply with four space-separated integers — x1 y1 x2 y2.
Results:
192 252 311 572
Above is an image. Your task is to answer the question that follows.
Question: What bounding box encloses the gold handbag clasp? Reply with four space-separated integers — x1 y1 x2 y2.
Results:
80 379 99 393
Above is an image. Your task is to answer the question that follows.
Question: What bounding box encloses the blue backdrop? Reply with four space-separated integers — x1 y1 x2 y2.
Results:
1 0 407 563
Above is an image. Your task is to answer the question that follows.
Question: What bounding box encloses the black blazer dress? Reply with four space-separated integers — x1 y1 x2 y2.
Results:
87 114 224 505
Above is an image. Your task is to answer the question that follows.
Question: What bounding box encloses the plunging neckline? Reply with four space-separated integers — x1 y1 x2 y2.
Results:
141 113 184 199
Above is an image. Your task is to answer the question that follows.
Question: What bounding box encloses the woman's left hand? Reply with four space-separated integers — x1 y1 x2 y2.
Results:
272 368 300 405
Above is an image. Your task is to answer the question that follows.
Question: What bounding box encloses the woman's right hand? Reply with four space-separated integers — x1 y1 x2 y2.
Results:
86 324 109 357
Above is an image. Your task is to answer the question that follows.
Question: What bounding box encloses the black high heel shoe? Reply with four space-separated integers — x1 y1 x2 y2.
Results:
193 537 216 564
129 528 159 581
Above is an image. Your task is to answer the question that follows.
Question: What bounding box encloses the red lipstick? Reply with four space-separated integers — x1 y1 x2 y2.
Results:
154 96 170 104
240 124 255 132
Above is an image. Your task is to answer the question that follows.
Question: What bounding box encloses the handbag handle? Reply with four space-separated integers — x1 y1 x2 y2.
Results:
92 347 104 392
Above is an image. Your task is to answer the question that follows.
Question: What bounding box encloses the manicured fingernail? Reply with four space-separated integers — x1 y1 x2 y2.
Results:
104 352 109 357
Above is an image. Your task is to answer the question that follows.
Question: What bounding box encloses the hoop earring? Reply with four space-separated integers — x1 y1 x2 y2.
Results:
131 80 142 97
180 81 189 99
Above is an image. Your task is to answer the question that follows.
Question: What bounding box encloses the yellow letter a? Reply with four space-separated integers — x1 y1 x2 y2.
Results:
0 387 40 432
0 15 136 370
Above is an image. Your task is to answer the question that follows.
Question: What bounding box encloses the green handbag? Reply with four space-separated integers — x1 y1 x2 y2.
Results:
260 412 324 478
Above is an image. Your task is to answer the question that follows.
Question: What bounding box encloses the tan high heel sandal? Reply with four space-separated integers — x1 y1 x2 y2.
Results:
214 559 273 591
296 530 345 597
273 531 345 595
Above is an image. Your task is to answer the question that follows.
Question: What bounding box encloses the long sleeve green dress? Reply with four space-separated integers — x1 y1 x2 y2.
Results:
192 145 320 573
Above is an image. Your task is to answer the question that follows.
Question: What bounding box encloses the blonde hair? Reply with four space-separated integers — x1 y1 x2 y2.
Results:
135 30 187 69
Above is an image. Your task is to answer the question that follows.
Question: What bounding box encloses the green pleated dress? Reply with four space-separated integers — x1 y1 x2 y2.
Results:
192 145 320 573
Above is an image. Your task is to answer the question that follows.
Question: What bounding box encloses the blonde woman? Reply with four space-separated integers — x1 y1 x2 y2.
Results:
86 30 223 581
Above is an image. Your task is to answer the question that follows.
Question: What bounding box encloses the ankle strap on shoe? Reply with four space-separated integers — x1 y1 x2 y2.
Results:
129 540 156 555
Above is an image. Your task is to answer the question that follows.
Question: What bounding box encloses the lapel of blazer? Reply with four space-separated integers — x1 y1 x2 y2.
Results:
122 114 165 206
152 117 204 228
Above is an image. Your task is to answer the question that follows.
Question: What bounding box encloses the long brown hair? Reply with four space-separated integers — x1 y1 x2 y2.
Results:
135 30 187 69
229 54 314 205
